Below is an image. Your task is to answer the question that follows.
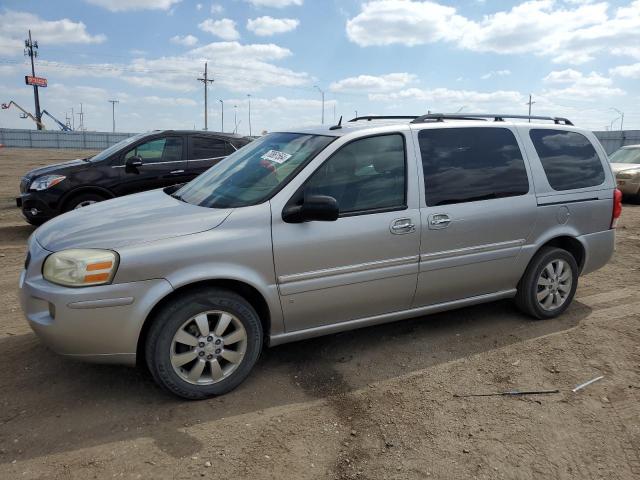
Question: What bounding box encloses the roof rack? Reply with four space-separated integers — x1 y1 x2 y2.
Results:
410 113 574 126
348 115 419 122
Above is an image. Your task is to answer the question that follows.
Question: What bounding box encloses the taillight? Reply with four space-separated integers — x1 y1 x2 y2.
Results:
611 188 623 228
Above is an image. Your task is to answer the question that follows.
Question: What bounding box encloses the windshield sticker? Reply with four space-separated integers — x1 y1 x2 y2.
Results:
261 149 292 164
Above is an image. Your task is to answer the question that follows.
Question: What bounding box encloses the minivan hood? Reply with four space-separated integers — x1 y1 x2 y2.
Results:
24 158 88 179
36 189 232 251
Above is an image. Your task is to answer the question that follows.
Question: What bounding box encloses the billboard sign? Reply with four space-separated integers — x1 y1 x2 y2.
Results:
25 76 47 87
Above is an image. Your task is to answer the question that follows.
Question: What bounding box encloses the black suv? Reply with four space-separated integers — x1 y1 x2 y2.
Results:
17 130 251 224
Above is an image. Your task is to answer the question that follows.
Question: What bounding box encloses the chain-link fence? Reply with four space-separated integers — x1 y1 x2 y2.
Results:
0 128 138 150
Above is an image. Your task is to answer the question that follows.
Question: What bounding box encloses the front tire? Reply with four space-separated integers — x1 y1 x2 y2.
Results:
515 247 578 320
63 192 107 212
145 288 263 399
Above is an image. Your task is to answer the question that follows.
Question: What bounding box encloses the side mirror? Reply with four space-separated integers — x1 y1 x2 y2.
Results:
125 155 143 171
283 195 339 223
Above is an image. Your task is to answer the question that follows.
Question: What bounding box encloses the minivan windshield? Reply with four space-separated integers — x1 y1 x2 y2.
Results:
609 148 640 164
89 133 147 162
174 132 334 208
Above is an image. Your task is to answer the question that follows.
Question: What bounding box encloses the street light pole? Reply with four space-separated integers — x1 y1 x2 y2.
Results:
611 107 624 131
247 94 252 136
219 99 224 132
233 105 238 134
108 99 119 133
314 85 325 124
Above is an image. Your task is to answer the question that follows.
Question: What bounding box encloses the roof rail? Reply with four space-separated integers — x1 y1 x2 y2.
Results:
348 115 419 122
410 113 574 126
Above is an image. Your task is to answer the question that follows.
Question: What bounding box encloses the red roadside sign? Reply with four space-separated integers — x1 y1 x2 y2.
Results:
25 75 47 87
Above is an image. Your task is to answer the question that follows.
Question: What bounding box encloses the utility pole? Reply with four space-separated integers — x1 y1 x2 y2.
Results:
219 99 224 132
247 94 252 136
526 94 535 122
197 62 214 130
314 85 325 124
24 30 42 130
355 110 358 118
71 107 75 130
108 99 119 133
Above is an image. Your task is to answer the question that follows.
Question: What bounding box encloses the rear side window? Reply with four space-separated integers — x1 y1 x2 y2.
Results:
189 137 230 160
418 127 529 207
530 129 605 191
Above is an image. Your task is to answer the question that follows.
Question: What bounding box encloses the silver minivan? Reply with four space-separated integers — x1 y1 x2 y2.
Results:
20 113 622 399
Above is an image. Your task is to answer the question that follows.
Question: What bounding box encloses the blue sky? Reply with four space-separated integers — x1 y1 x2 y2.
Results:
0 0 639 134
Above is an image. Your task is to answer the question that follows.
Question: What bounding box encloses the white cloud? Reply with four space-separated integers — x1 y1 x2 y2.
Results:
211 3 224 14
246 0 303 7
141 96 197 106
346 0 640 65
481 69 511 80
368 87 524 108
542 68 624 98
170 34 199 46
199 18 240 41
610 63 640 79
330 73 417 92
247 16 300 36
0 10 106 56
85 0 182 11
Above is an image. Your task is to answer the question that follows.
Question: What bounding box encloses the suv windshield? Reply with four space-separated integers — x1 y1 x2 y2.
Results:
174 132 334 208
609 148 640 164
89 133 147 162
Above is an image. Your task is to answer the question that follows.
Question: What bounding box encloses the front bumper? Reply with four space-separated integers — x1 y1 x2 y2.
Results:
19 239 173 364
16 191 59 223
615 177 640 196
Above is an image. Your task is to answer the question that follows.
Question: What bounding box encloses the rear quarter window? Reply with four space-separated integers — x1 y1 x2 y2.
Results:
529 129 605 191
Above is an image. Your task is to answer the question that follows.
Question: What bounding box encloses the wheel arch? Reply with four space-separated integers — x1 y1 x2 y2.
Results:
524 234 586 278
136 279 272 367
60 186 116 211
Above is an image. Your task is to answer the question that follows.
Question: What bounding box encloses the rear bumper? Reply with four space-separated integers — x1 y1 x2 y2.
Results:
579 229 615 276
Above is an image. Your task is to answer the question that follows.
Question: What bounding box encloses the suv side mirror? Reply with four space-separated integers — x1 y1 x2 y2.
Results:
125 155 143 171
283 195 339 223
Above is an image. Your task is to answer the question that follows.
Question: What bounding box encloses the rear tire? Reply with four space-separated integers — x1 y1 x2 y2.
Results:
63 192 107 212
515 247 578 320
145 288 263 400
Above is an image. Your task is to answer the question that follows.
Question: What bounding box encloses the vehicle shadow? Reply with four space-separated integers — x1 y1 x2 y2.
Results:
0 299 591 462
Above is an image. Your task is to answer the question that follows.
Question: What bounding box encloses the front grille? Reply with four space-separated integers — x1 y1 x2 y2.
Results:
24 251 31 270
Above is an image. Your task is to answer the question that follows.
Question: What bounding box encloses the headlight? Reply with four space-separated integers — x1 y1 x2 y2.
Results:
617 170 640 180
30 175 66 191
43 249 119 287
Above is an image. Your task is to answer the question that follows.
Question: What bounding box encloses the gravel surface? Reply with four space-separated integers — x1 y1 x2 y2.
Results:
1 147 639 479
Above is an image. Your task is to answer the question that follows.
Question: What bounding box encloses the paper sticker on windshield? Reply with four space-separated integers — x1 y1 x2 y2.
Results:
261 149 292 164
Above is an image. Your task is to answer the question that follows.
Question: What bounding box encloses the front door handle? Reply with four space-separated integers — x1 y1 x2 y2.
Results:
390 218 415 234
169 169 185 175
428 213 451 229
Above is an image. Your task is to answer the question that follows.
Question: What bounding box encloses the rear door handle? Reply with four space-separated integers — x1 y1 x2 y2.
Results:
390 218 415 234
428 214 451 229
169 169 185 175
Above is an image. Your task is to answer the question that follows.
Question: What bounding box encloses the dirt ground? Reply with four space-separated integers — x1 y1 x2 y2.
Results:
0 147 638 480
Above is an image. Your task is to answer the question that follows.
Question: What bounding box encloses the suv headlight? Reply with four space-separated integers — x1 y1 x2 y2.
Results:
30 175 66 191
43 249 119 287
